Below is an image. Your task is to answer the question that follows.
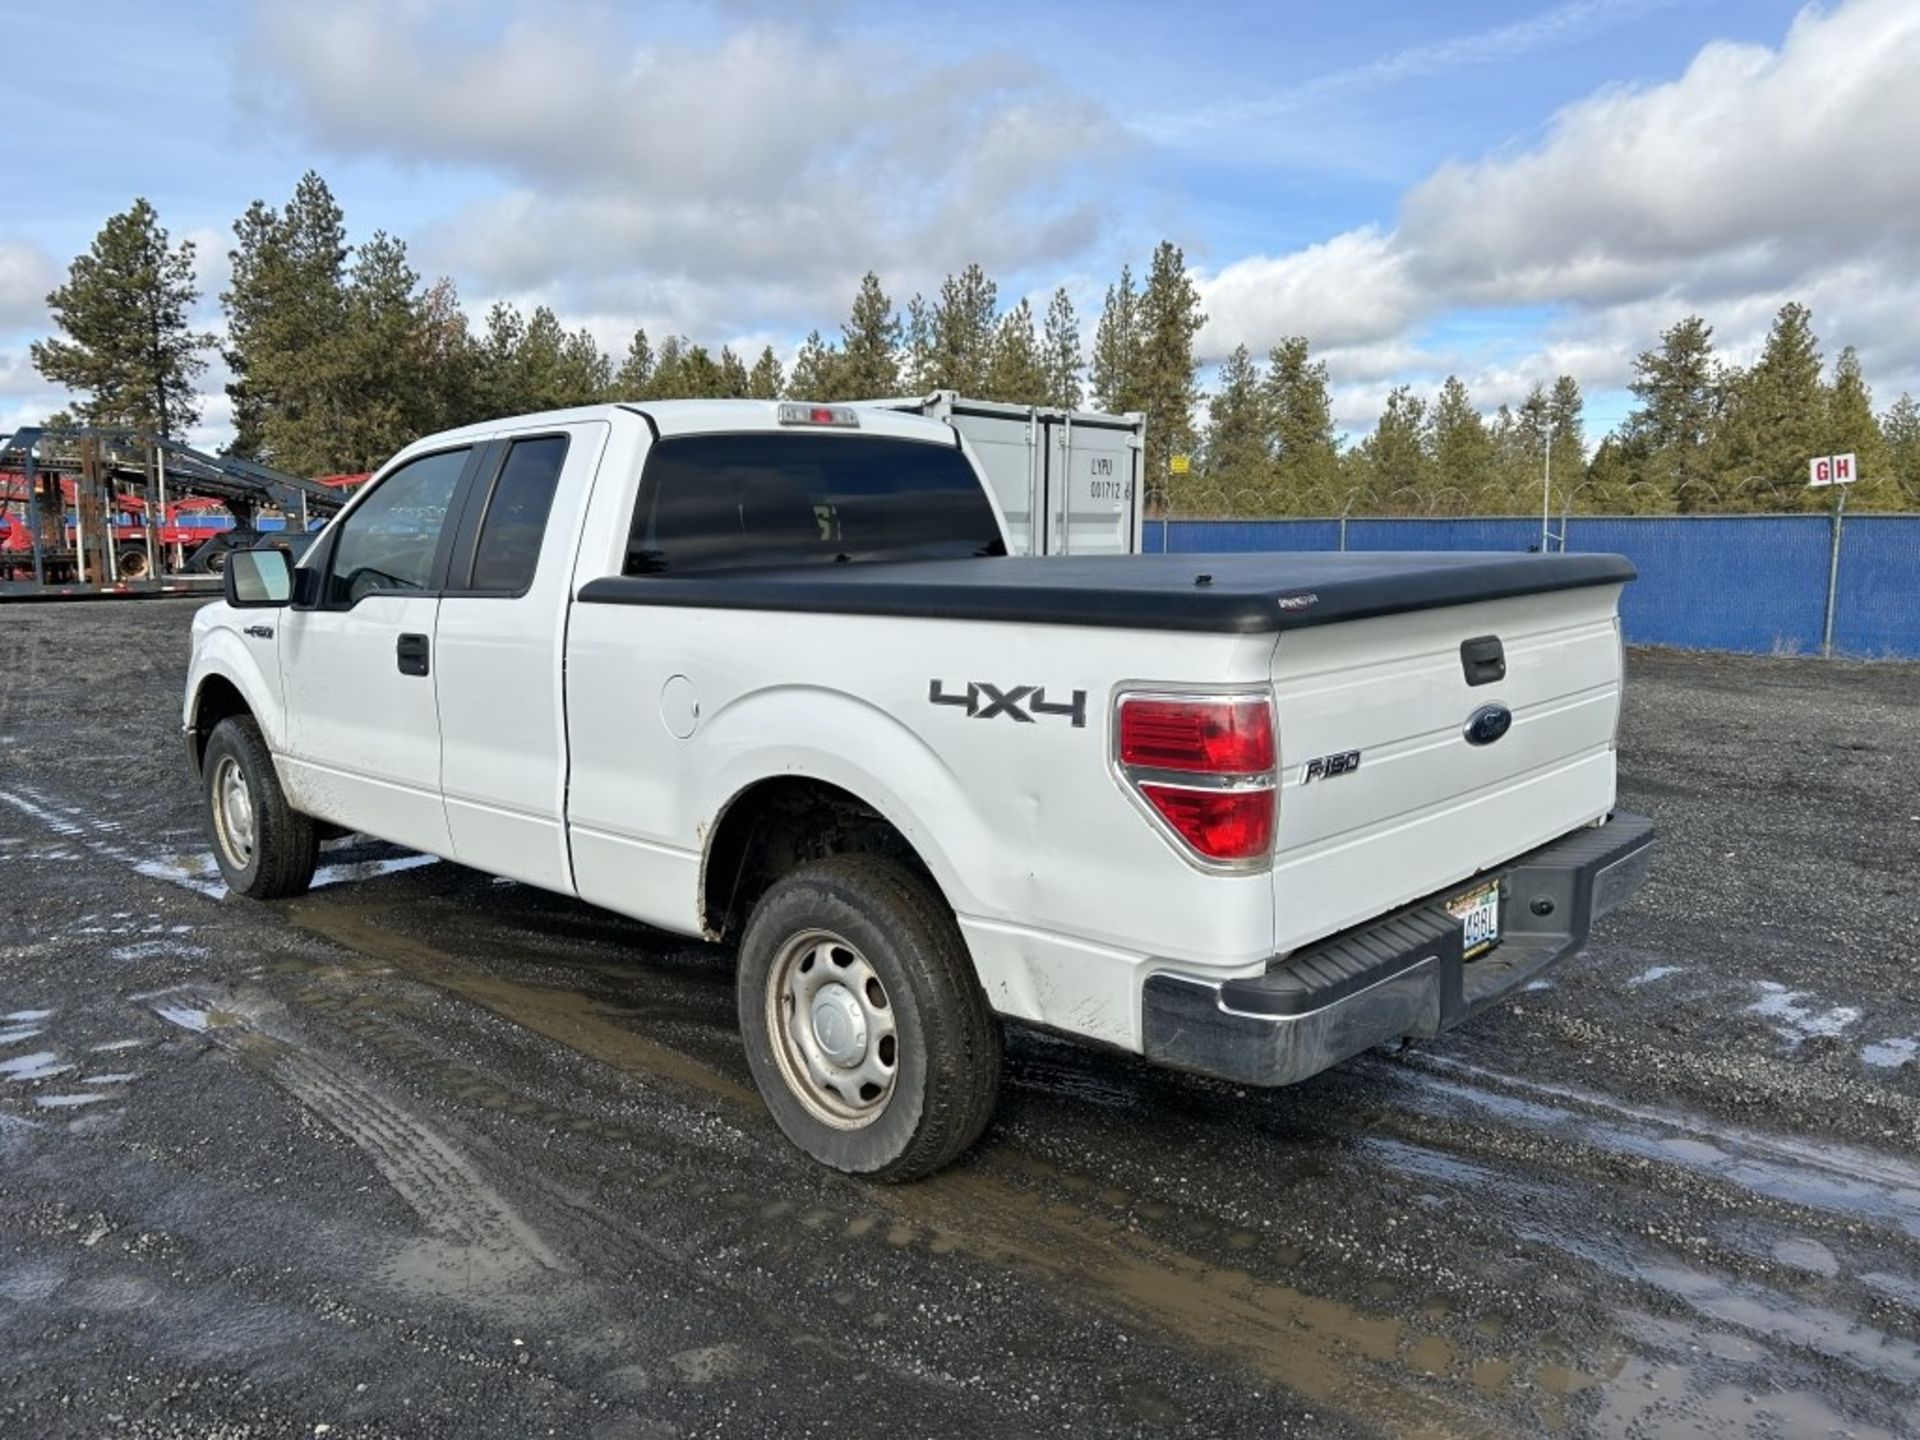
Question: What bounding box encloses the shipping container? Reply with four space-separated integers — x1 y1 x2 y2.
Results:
854 392 1145 556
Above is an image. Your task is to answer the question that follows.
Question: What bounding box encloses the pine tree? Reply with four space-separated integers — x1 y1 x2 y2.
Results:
837 272 901 397
1883 392 1920 508
1548 374 1585 506
786 329 841 399
1425 375 1490 513
985 298 1049 406
923 264 998 393
1264 337 1340 512
415 276 475 433
1708 302 1826 511
475 302 530 413
1089 264 1139 414
1135 242 1206 495
1202 344 1269 511
557 325 611 405
1626 316 1719 509
719 346 751 399
675 344 726 398
612 328 655 399
335 231 425 471
652 337 691 401
747 345 784 400
32 197 211 438
1824 345 1892 507
222 172 352 472
1359 386 1431 506
1041 289 1083 409
901 294 934 393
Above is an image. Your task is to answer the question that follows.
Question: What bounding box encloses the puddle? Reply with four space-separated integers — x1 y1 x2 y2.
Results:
1768 1236 1839 1277
0 1051 72 1082
34 1093 110 1109
3 1010 52 1023
1385 1057 1920 1240
83 1072 139 1086
0 1027 44 1047
150 1002 238 1034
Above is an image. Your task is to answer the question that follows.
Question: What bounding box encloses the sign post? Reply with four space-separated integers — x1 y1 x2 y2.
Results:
1809 452 1858 657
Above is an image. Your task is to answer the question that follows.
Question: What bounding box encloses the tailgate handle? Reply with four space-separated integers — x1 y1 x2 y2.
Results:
1460 635 1505 687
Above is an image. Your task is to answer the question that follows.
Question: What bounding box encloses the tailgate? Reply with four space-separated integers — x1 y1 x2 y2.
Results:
1268 583 1624 953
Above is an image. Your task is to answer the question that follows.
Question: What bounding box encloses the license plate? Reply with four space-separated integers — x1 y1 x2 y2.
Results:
1446 880 1502 959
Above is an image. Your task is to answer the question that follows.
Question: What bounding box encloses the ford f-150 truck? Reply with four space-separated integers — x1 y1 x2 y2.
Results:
183 400 1654 1180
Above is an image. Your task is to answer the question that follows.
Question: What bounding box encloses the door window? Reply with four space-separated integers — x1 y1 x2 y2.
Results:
325 448 469 607
470 435 569 592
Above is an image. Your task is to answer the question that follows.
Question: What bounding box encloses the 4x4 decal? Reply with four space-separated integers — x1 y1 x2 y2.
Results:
929 680 1087 728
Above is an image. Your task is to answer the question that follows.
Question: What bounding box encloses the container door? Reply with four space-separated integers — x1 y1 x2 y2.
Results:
947 412 1039 554
1047 419 1140 556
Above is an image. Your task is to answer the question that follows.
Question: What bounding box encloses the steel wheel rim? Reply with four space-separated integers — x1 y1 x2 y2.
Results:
211 754 256 868
765 928 898 1130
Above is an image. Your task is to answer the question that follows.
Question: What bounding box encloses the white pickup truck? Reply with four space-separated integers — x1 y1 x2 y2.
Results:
184 401 1653 1180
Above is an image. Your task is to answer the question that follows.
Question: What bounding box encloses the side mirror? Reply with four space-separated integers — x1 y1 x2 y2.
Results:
224 546 293 608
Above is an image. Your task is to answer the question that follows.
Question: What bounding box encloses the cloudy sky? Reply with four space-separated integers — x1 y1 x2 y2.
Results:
3 0 1917 450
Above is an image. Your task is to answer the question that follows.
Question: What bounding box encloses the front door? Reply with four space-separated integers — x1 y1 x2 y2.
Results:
278 444 477 857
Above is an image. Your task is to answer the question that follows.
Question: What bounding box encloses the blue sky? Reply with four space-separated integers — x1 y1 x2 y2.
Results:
5 0 1917 452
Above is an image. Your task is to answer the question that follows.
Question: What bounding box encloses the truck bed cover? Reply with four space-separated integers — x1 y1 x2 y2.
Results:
576 551 1636 634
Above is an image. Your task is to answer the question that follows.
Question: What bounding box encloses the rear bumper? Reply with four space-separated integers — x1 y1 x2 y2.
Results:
1141 810 1655 1086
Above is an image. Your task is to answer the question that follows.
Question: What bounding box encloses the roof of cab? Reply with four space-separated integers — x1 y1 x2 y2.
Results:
398 399 959 455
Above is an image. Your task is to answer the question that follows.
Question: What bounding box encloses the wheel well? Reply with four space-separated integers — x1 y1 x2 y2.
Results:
701 777 938 941
188 675 253 773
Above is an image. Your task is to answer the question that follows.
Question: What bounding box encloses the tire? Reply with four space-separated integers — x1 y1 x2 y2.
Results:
202 715 319 899
204 549 227 575
737 855 1001 1181
117 549 149 580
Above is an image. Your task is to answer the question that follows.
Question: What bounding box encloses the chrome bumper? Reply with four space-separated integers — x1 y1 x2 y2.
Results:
1140 811 1656 1087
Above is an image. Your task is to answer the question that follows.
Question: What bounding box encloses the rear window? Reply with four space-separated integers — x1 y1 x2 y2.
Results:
624 432 1004 575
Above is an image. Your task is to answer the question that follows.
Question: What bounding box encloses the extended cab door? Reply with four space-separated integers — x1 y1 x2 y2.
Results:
277 444 480 857
433 421 608 892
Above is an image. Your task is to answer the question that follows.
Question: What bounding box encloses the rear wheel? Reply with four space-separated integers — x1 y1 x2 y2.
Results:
203 716 318 899
117 548 149 580
737 855 1001 1181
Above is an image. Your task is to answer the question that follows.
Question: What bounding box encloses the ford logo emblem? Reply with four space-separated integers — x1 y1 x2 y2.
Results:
1464 704 1512 746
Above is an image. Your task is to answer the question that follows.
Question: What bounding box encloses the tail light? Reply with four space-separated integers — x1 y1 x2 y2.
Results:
1115 692 1277 867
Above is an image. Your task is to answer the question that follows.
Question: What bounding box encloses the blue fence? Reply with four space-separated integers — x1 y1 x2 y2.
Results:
1142 515 1920 659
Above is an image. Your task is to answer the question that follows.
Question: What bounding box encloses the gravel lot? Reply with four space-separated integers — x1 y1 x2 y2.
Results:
2 599 1917 1439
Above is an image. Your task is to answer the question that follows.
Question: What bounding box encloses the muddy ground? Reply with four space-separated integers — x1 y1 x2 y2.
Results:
1 599 1917 1439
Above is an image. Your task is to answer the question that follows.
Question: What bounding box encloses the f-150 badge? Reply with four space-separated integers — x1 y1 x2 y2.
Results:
929 680 1087 728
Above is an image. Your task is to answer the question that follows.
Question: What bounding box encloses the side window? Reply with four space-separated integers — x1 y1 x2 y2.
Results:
325 448 469 607
470 435 568 592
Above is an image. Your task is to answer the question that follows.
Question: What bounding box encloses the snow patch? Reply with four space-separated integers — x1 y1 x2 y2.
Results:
1627 965 1682 987
1861 1037 1918 1070
1748 982 1860 1045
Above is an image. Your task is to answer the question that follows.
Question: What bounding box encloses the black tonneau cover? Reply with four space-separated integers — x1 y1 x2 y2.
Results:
575 551 1636 635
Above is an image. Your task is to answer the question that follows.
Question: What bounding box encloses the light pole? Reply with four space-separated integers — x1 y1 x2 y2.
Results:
1539 421 1552 552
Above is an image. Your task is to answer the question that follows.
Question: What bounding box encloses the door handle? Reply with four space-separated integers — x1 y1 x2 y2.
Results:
244 624 275 640
396 632 431 677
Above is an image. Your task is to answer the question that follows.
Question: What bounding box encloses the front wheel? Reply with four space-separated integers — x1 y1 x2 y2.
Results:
203 716 318 899
737 855 1001 1181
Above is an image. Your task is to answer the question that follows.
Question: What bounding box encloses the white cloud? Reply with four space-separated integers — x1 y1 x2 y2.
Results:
1198 0 1920 421
242 1 1121 336
1147 0 1681 144
0 238 58 332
